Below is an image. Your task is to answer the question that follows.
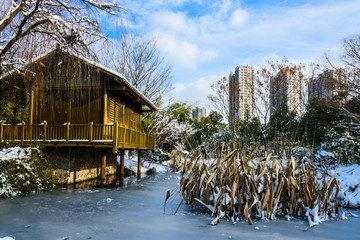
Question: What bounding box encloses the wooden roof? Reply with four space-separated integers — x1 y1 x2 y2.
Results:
1 49 158 111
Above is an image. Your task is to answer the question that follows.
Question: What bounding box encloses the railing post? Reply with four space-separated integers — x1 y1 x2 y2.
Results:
43 121 47 143
14 124 18 141
0 122 4 140
29 124 32 142
112 122 118 154
66 122 70 143
89 122 93 144
21 122 25 143
123 127 127 146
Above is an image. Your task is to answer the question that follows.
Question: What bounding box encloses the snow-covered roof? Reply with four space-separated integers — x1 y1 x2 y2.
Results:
1 49 158 111
72 52 158 111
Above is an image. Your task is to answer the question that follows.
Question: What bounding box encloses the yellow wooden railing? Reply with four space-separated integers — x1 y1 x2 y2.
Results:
0 122 155 153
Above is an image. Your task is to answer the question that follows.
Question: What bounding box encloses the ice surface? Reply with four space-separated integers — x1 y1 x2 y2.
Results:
0 172 360 240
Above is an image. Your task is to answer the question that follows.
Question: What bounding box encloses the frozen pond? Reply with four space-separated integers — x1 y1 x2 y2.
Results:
0 172 359 240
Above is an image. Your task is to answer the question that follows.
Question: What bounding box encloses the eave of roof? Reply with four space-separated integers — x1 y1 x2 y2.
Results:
74 54 158 111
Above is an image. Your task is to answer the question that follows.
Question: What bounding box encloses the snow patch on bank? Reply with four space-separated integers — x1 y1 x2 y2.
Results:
0 146 36 161
0 147 39 197
117 155 169 174
333 165 360 208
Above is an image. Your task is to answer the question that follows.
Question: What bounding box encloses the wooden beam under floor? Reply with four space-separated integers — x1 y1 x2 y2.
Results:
101 150 106 182
120 149 125 183
137 150 141 180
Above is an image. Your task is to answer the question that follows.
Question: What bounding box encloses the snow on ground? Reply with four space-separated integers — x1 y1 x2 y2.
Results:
0 146 36 161
119 156 169 174
333 164 360 208
0 236 15 240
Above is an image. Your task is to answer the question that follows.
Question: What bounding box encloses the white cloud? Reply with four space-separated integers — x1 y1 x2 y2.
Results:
149 11 197 35
172 83 186 93
216 0 232 18
117 0 360 108
154 31 199 68
200 49 218 62
168 74 222 109
229 8 249 28
233 52 282 69
151 29 218 69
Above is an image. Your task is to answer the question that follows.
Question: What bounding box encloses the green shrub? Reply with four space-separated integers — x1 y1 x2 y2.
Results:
0 147 56 197
320 129 360 165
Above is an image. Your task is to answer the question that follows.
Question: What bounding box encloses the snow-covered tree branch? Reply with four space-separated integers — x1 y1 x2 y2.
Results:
147 104 197 150
0 0 124 73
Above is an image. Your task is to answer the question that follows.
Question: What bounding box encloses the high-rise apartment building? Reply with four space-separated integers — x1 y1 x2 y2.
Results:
270 69 302 117
229 65 254 122
308 69 346 101
229 73 238 122
192 106 206 121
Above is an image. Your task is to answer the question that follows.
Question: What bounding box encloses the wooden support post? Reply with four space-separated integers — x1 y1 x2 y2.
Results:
43 121 47 143
101 150 106 182
120 149 125 182
112 122 118 153
0 122 4 140
21 122 25 143
137 149 141 180
66 122 70 143
89 122 93 144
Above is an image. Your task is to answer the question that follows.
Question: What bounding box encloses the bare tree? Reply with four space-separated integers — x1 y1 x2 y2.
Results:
0 0 124 73
100 34 172 104
341 35 360 97
208 76 231 123
336 35 360 130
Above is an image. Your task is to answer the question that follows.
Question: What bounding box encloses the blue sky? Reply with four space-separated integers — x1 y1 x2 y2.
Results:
103 0 360 110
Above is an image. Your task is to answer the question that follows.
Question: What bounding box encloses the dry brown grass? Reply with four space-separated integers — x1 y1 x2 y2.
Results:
168 148 342 226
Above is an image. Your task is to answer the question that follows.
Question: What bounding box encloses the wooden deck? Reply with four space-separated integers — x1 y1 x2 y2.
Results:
0 122 154 153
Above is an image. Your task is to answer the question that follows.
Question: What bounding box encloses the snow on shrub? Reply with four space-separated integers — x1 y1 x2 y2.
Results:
148 109 197 149
0 146 56 198
320 129 360 165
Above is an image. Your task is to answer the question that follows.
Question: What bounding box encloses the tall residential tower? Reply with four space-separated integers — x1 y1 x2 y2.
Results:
229 65 254 122
308 69 346 101
270 68 302 117
192 106 206 121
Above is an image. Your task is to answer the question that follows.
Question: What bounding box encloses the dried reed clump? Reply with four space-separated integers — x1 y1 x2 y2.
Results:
169 148 342 227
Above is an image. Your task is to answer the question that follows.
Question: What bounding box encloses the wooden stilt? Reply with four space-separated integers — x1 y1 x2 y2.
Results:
137 150 141 180
101 151 106 182
120 149 125 182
